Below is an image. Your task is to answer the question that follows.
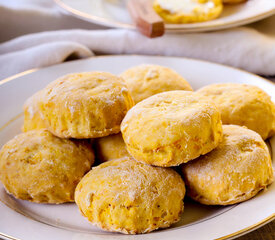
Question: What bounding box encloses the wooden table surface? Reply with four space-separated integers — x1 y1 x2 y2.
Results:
236 219 275 240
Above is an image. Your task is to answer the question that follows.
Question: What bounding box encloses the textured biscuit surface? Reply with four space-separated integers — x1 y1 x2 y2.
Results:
197 83 275 140
0 129 94 203
95 133 131 162
39 72 134 138
120 64 193 103
23 90 46 132
121 91 223 167
75 157 185 234
182 125 274 205
153 0 223 23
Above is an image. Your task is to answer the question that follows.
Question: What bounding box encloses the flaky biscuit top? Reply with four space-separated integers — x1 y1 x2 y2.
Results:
182 125 274 205
197 83 275 140
0 129 94 203
120 64 193 103
39 72 134 138
121 90 223 166
75 157 185 234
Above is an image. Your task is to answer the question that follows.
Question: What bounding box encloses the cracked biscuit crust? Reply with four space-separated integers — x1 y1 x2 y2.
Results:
182 125 274 205
39 72 134 138
121 91 223 167
75 157 185 234
120 64 193 103
197 83 275 140
0 129 94 204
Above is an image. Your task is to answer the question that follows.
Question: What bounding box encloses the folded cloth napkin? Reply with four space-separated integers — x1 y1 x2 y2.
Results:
0 0 275 80
0 0 105 43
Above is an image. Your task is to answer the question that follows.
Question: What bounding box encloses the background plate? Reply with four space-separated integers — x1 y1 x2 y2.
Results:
0 55 274 240
55 0 275 32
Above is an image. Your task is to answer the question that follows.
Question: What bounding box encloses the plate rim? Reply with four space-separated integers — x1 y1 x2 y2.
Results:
54 0 275 33
1 55 274 87
0 55 274 240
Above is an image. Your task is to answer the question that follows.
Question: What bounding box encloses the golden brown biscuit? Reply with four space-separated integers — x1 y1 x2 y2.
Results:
121 91 223 167
23 90 46 132
182 125 274 205
120 64 193 103
95 133 131 162
197 83 275 140
75 157 185 234
39 72 134 139
0 129 94 204
153 0 223 24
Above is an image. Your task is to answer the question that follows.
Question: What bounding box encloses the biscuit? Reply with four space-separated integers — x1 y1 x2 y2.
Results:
0 129 94 204
75 157 185 234
197 83 275 140
120 64 193 103
38 72 134 138
121 91 223 167
23 90 46 132
182 125 274 205
95 133 131 162
153 0 223 24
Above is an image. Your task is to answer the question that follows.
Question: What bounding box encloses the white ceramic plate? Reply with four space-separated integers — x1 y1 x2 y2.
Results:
55 0 275 33
0 55 274 240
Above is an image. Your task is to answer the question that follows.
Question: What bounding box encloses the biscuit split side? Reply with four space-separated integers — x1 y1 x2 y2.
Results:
121 91 223 167
182 125 274 205
75 157 186 234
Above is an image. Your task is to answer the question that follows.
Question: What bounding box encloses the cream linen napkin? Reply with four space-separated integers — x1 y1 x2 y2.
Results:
0 0 275 80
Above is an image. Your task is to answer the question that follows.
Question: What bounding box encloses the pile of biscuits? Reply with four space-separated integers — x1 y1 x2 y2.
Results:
153 0 248 24
0 64 274 234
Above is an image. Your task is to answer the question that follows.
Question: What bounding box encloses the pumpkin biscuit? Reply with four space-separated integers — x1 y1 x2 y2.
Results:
197 83 275 139
75 157 185 234
182 125 274 205
120 64 192 103
39 72 134 138
121 91 223 167
0 129 94 204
